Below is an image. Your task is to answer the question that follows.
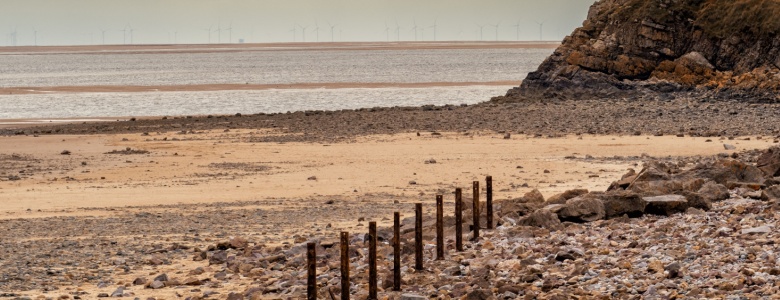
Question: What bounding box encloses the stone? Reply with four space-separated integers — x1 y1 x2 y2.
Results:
665 262 683 278
153 274 168 282
229 237 249 249
741 226 772 234
132 277 147 285
226 292 244 300
462 289 493 300
643 195 689 216
761 185 780 201
546 189 588 205
517 209 562 230
60 150 71 155
598 191 647 218
209 251 228 265
523 189 545 203
557 196 605 222
697 181 730 202
724 144 737 150
148 280 165 289
110 287 124 297
683 192 712 211
757 147 780 177
400 294 427 300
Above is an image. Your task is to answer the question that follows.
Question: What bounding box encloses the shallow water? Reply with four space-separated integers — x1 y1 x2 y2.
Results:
0 86 510 119
0 46 549 118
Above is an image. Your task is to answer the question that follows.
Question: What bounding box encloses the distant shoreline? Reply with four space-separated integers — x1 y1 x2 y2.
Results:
0 41 559 55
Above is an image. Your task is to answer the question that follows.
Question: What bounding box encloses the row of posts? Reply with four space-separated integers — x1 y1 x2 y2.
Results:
307 176 494 299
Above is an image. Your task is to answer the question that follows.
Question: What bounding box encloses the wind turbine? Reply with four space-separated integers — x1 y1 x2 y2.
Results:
129 25 134 44
225 22 233 43
385 21 390 42
290 25 297 42
203 25 214 43
298 24 309 42
395 19 401 41
476 23 485 41
513 20 521 41
313 21 320 42
429 18 438 41
410 18 418 41
120 27 127 44
216 24 222 43
491 21 501 41
100 29 106 45
327 22 337 42
33 27 38 46
535 20 545 41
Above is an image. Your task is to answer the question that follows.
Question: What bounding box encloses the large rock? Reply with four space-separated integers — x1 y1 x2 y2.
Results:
643 195 689 216
697 181 730 202
757 147 780 177
517 209 562 230
680 159 765 185
557 196 605 223
546 189 589 205
598 191 647 218
493 0 780 102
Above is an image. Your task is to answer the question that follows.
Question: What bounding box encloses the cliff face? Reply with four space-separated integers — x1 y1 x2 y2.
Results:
498 0 780 102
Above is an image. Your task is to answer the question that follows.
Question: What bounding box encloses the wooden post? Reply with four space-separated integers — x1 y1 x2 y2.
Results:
486 175 493 229
340 232 350 300
307 242 317 300
455 188 463 252
472 181 480 241
368 222 377 300
414 203 423 270
436 195 444 260
393 212 401 291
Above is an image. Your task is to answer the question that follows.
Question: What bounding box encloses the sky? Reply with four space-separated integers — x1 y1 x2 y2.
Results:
0 0 595 46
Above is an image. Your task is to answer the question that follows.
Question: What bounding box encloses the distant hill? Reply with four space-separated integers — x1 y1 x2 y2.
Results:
495 0 780 102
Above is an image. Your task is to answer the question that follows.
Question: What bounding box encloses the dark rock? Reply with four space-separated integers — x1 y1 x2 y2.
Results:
761 185 780 201
462 289 492 300
523 189 545 203
643 195 689 216
209 251 227 265
132 277 147 285
557 196 605 223
697 181 730 202
226 292 244 300
153 273 168 282
665 262 683 278
757 147 780 177
60 150 71 155
681 159 765 185
148 280 165 289
546 189 588 205
598 191 647 218
517 209 562 230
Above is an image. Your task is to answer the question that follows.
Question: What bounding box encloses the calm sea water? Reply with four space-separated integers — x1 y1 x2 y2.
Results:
0 46 551 119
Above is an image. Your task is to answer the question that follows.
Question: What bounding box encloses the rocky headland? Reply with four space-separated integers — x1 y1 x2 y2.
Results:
496 0 780 102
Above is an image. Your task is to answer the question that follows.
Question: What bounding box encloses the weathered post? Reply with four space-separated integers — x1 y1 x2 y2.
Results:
472 181 480 240
486 175 493 229
455 188 463 251
307 242 317 300
436 194 444 260
340 232 350 300
393 212 401 291
368 222 377 300
415 203 423 270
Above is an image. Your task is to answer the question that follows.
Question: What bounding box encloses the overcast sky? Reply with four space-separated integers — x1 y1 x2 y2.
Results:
1 0 595 46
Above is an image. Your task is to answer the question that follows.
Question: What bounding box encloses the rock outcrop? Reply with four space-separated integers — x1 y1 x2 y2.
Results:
495 0 780 102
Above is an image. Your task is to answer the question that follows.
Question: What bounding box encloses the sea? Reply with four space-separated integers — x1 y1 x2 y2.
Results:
0 44 552 119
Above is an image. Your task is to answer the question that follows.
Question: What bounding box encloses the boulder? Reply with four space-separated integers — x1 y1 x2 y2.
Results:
761 185 780 201
598 191 647 218
523 189 545 203
546 189 588 205
682 192 712 211
517 209 562 230
697 181 730 202
680 159 765 185
758 147 780 177
643 195 689 216
557 196 605 223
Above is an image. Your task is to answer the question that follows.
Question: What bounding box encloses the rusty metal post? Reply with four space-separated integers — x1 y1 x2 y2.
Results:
436 195 444 260
368 222 377 299
455 188 463 251
415 203 423 270
340 232 350 300
307 242 317 300
393 212 401 291
486 175 493 229
472 181 480 241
